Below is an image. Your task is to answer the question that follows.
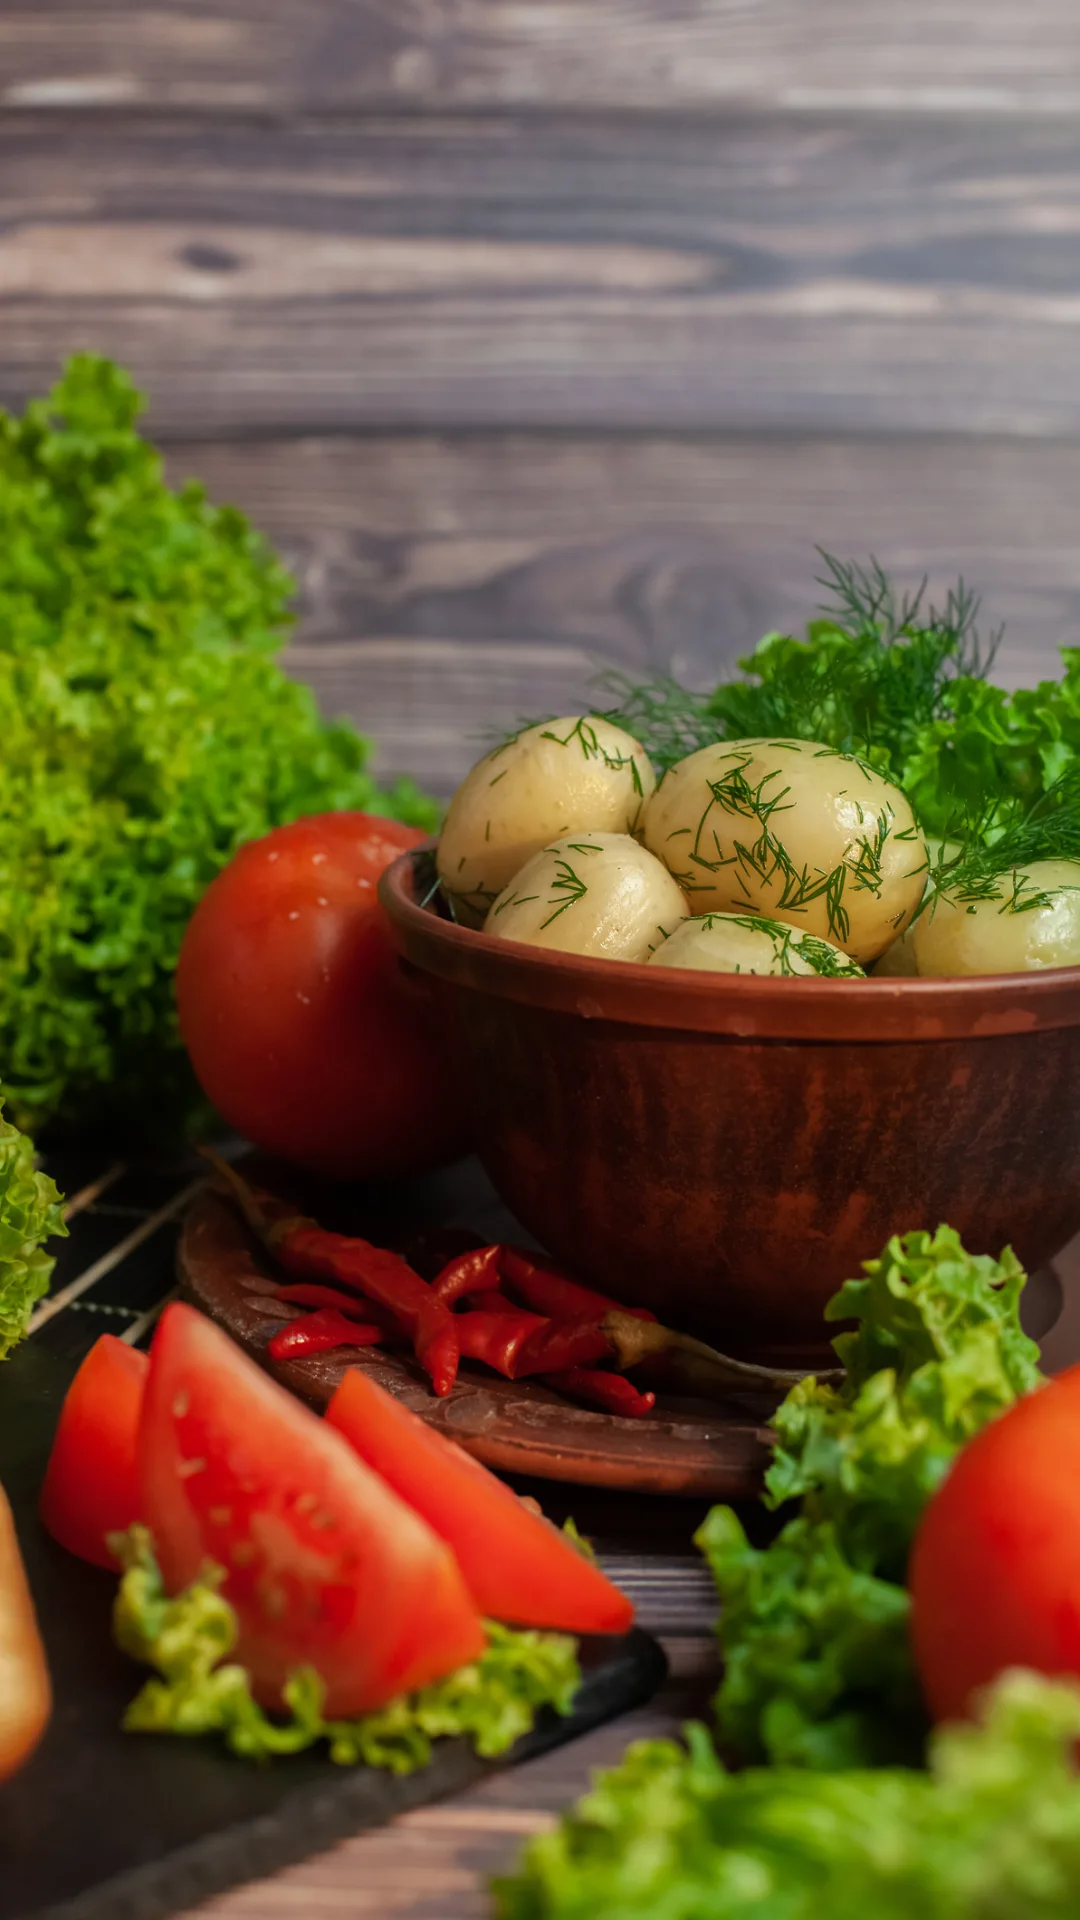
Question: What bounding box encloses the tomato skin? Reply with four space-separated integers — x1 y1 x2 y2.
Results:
910 1365 1080 1724
0 1484 51 1781
40 1336 147 1569
176 813 466 1181
326 1369 634 1635
141 1304 484 1716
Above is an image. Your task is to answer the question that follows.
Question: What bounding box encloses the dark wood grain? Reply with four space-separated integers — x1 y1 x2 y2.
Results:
147 431 1080 789
3 2 1080 115
5 111 1080 436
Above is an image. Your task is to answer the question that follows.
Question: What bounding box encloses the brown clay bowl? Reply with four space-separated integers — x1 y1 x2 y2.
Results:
380 850 1080 1366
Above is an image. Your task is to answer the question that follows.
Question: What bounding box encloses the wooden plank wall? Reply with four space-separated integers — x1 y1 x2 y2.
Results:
3 3 1080 792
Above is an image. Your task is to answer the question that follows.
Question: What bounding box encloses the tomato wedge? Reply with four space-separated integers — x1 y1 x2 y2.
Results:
40 1335 147 1569
326 1368 634 1635
141 1305 484 1716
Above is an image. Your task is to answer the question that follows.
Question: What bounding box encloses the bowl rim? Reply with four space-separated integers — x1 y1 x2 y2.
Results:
379 848 1080 1042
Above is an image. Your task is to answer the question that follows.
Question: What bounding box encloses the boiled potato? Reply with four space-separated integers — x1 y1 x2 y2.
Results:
485 832 689 961
914 859 1080 976
641 737 926 964
648 913 864 978
438 717 655 925
872 838 961 978
872 926 920 977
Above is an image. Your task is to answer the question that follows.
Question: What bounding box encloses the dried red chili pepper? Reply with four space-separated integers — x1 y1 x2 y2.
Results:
454 1310 612 1381
511 1314 616 1377
455 1296 799 1395
540 1369 656 1419
204 1154 460 1397
272 1281 398 1330
454 1308 549 1377
431 1245 503 1308
498 1247 657 1324
268 1308 385 1362
204 1153 818 1406
280 1227 459 1395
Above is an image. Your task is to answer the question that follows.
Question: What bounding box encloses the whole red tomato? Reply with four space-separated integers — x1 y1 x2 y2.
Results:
909 1365 1080 1724
176 813 465 1180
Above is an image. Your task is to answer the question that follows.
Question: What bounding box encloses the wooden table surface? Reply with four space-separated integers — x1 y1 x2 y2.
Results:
189 1555 718 1920
5 3 1080 799
10 4 1080 1914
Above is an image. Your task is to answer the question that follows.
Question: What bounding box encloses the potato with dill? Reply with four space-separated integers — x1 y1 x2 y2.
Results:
914 859 1080 976
649 913 864 979
485 833 688 961
873 838 962 977
437 718 654 926
641 738 926 965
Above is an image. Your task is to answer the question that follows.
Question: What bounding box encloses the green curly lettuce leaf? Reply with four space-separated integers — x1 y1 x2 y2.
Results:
695 1507 920 1771
899 656 1080 842
765 1228 1042 1579
494 1671 1080 1920
698 1228 1043 1768
0 356 438 1139
113 1527 579 1772
0 1107 66 1357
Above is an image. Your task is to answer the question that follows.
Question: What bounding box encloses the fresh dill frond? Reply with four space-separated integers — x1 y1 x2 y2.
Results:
815 552 999 682
705 554 999 780
927 768 1080 908
511 559 997 786
539 855 593 928
588 671 718 772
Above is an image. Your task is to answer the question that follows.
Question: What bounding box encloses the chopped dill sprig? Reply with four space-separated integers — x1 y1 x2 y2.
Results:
531 556 1000 788
538 845 602 928
537 716 641 780
588 672 717 773
817 553 998 679
704 554 999 777
926 769 1080 911
694 912 864 979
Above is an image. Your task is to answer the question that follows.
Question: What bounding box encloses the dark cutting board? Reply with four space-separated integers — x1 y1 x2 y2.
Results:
0 1274 666 1920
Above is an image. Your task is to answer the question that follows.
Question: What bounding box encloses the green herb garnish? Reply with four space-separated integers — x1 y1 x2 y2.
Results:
671 913 865 978
535 842 605 928
593 554 997 781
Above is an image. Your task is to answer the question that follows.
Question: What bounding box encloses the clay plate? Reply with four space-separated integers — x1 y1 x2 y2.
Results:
177 1162 775 1500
